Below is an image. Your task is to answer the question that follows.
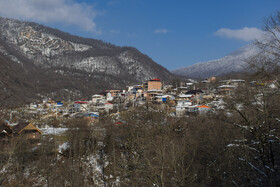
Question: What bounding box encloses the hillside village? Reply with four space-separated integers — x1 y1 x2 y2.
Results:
1 76 277 143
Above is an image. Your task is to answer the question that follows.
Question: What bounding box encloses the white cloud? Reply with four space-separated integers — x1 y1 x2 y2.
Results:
215 27 265 41
154 29 169 34
0 0 100 34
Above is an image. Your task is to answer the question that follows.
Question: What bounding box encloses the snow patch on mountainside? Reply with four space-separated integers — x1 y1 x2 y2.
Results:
70 42 91 52
0 21 91 57
0 45 22 65
172 44 260 78
72 57 120 74
17 27 91 57
117 51 137 64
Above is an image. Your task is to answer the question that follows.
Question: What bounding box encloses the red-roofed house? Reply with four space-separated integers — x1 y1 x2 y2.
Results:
197 105 211 114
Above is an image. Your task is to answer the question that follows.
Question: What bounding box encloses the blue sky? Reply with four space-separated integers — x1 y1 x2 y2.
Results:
0 0 279 70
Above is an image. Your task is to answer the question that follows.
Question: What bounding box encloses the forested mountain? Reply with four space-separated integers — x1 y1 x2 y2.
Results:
172 44 260 79
0 16 173 105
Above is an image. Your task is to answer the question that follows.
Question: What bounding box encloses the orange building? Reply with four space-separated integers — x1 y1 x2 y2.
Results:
147 79 162 91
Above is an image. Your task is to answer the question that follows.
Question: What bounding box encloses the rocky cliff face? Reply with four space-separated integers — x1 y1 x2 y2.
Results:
0 17 172 82
0 17 173 104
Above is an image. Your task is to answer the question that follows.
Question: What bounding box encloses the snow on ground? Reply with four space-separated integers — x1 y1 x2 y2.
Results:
58 142 70 154
39 127 68 135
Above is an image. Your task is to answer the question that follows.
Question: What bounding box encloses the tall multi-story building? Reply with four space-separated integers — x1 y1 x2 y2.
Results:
147 79 162 91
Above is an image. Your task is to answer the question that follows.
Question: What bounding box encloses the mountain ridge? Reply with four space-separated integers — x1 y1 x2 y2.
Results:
0 16 172 80
172 44 260 79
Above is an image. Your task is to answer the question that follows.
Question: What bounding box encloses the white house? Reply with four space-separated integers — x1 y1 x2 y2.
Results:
105 103 114 112
106 92 114 102
92 94 104 104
